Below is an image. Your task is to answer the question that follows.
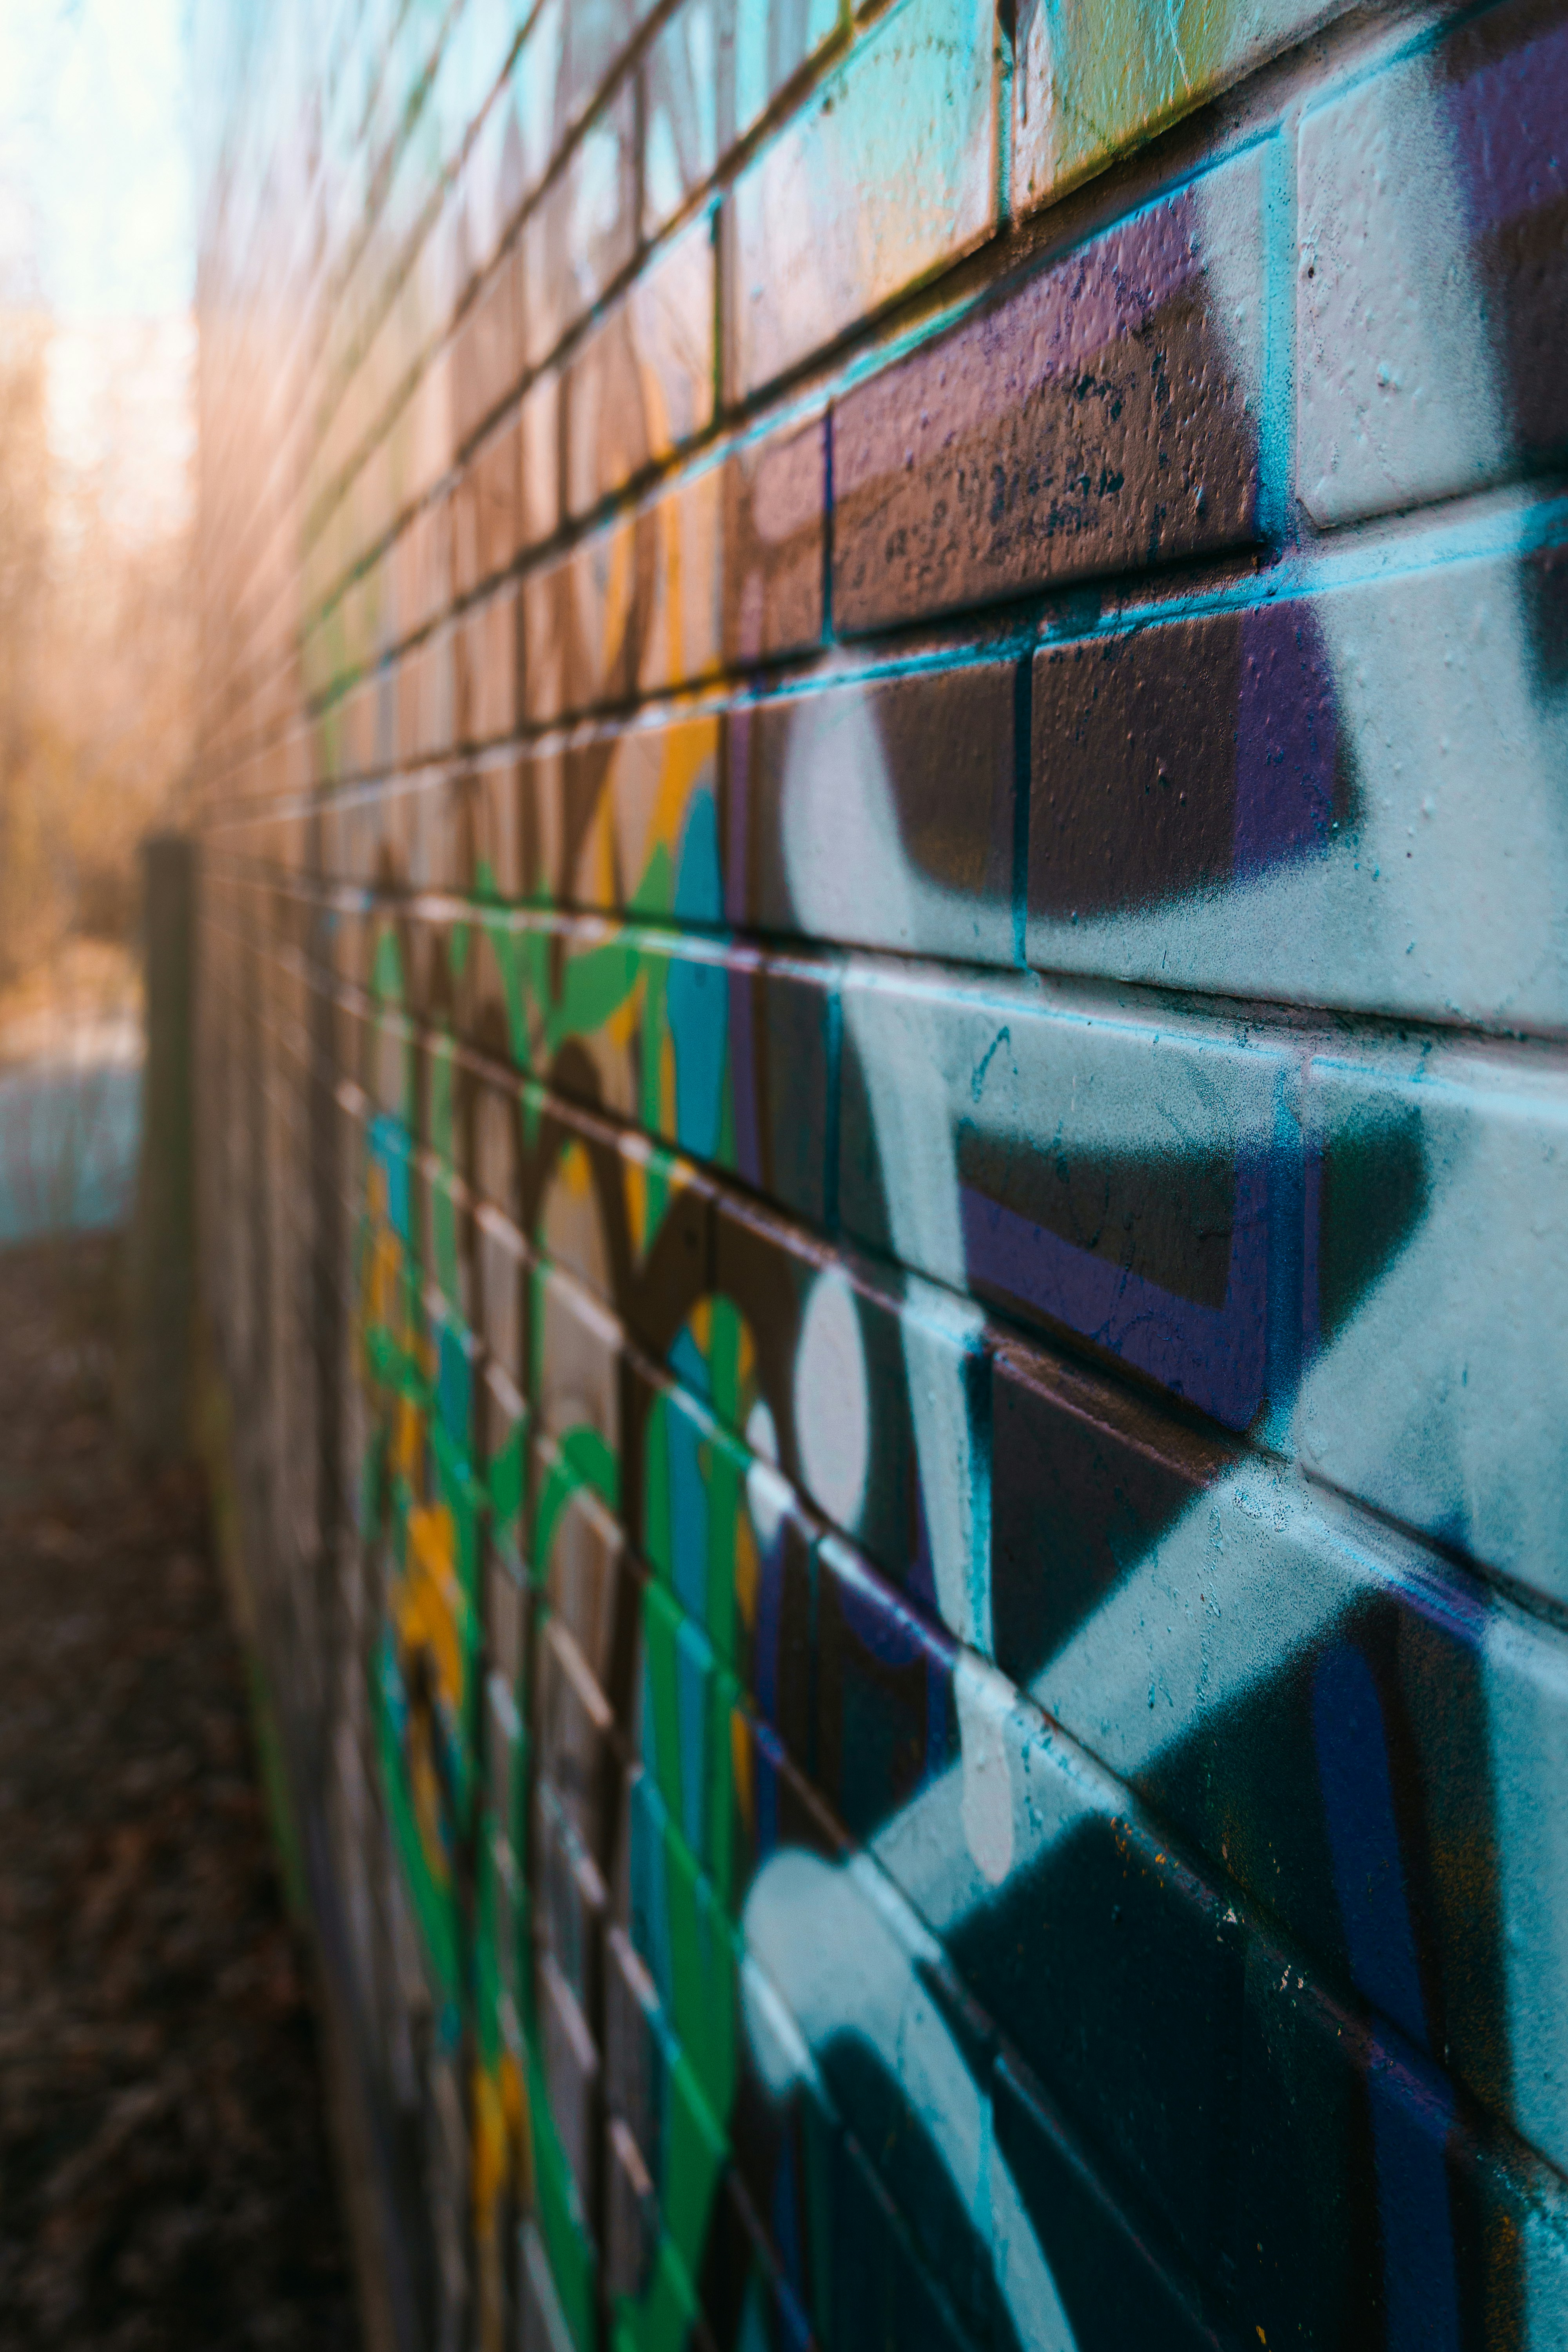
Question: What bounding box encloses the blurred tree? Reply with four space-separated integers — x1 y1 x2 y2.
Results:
0 303 53 987
0 292 195 1000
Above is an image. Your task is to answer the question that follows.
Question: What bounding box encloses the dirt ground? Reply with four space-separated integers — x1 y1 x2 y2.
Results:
0 1234 361 2350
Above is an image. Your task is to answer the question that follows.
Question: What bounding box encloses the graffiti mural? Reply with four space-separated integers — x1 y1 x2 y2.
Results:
194 0 1568 2347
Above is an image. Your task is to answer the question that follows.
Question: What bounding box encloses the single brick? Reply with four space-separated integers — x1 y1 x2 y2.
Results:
407 342 457 508
456 581 520 745
1298 1045 1568 1607
1012 0 1339 218
1024 541 1568 1029
838 971 1295 1430
724 657 1015 961
641 1573 735 1873
524 1084 630 1288
989 1336 1233 1687
635 460 726 696
517 743 571 913
530 1435 627 1693
453 241 522 447
642 0 721 240
468 753 523 900
519 76 638 372
475 1200 530 1387
538 1610 620 1860
530 1256 624 1454
564 296 647 516
720 413 825 666
563 212 715 518
561 711 722 920
643 0 843 239
450 407 519 597
1029 601 1345 919
396 625 456 760
628 1359 748 1671
833 147 1266 632
339 683 375 781
391 495 451 641
470 1060 524 1222
1298 0 1568 526
719 948 837 1228
519 525 633 722
519 367 562 550
725 0 998 397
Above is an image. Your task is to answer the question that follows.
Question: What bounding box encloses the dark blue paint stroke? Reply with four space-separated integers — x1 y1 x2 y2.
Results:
1314 1641 1461 2350
959 1148 1280 1429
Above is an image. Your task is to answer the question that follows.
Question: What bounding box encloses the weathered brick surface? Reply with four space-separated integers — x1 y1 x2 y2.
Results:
1011 0 1350 216
1029 600 1344 917
195 3 1568 2348
725 0 999 394
832 148 1268 630
1298 0 1568 525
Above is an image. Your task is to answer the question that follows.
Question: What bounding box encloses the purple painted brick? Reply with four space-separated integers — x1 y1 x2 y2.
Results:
833 148 1267 631
1029 601 1347 920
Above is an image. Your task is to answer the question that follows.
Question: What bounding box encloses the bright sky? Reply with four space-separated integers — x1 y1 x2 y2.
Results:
0 0 193 319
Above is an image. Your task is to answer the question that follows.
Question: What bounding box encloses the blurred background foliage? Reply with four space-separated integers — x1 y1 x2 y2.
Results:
0 0 194 1036
0 299 194 1010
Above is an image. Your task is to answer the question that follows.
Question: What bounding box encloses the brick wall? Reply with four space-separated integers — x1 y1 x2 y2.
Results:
193 2 1568 2347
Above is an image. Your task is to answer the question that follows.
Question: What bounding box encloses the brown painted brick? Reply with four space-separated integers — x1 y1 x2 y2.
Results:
721 414 826 666
457 584 521 746
452 410 519 598
453 244 523 447
518 369 562 552
833 149 1267 632
1028 601 1346 922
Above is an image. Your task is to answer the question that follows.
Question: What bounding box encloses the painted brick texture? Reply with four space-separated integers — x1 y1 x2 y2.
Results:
194 3 1568 2350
